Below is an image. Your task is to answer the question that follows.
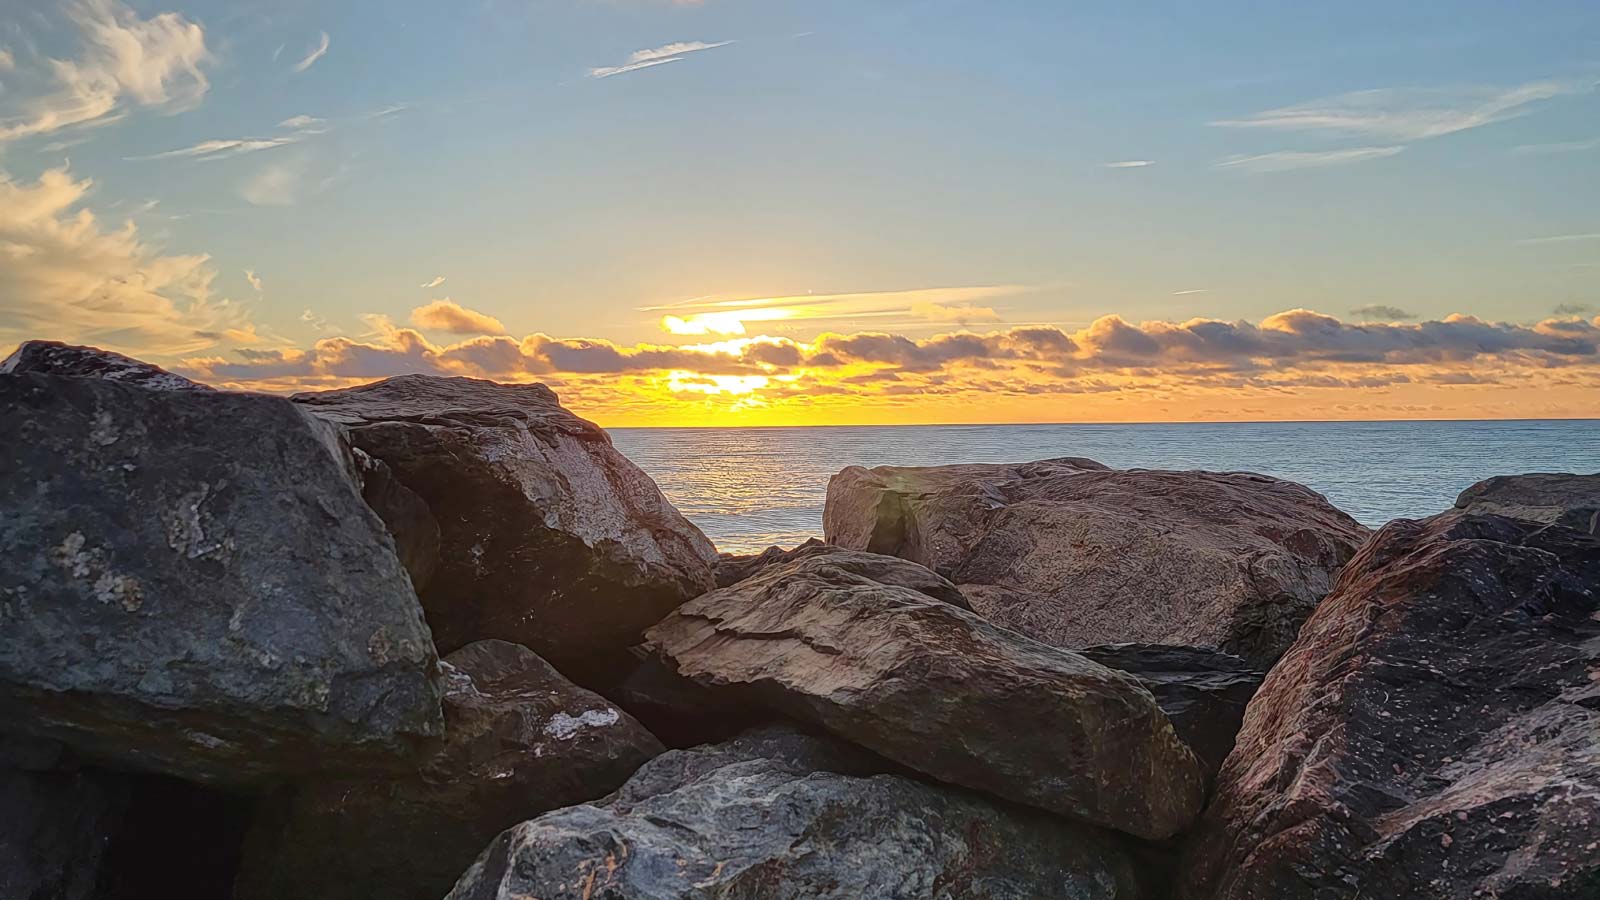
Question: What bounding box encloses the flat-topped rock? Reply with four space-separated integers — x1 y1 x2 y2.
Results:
447 727 1152 900
1179 511 1600 899
292 375 718 671
1 340 211 391
646 550 1206 840
713 538 970 607
1455 472 1599 535
825 458 1370 667
236 640 663 900
0 373 443 785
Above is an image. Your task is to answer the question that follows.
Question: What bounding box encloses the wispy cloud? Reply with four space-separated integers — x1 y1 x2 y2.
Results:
0 48 14 72
128 136 298 161
1217 146 1404 172
1512 136 1600 155
1103 160 1154 168
648 285 1026 335
1350 304 1416 321
0 0 212 143
1554 303 1594 316
1516 233 1600 245
291 31 330 74
244 269 263 292
1172 289 1209 296
279 114 327 133
1213 80 1592 141
589 40 733 79
420 275 446 289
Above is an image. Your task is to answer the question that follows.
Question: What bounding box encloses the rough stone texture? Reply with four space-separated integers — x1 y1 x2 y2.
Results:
599 645 770 748
1 340 211 391
0 373 443 785
292 375 719 669
0 766 124 900
714 538 971 608
1179 512 1600 900
824 458 1370 667
646 552 1206 840
1076 644 1263 782
446 727 1151 900
235 640 663 900
352 447 442 592
1455 472 1600 535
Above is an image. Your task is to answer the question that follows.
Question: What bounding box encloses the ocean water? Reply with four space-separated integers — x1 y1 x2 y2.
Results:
611 420 1600 554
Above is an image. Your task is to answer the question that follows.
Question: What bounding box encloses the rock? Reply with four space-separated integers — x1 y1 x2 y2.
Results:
714 537 971 608
824 458 1370 667
234 640 663 900
1 340 211 391
0 767 125 900
0 373 443 785
598 646 770 748
292 375 719 671
446 727 1152 900
645 551 1206 840
1455 472 1600 535
352 447 442 592
1075 644 1263 782
1178 512 1600 900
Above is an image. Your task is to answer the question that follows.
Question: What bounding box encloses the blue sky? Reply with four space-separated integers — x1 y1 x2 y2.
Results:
2 1 1598 423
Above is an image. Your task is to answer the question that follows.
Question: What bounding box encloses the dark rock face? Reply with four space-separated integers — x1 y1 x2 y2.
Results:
446 728 1151 900
1455 472 1600 535
646 551 1206 840
0 373 443 785
1 340 211 391
824 458 1370 667
1179 512 1600 900
0 767 124 900
352 447 443 592
234 640 663 900
714 538 971 607
292 375 719 670
1076 644 1263 782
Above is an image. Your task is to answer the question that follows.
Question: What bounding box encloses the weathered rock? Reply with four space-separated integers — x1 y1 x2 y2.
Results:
447 727 1151 900
825 458 1370 667
599 645 770 748
1179 512 1600 900
0 766 124 900
714 537 971 607
1076 644 1263 782
1 339 211 391
646 551 1206 840
1455 472 1600 535
352 447 442 591
234 640 663 900
0 373 443 785
292 375 719 670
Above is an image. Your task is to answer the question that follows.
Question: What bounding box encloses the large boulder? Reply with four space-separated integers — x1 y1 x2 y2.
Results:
0 373 443 784
236 640 662 900
1076 644 1263 782
1455 472 1599 535
447 727 1152 900
1 339 211 391
292 375 719 670
714 537 971 607
0 766 125 900
824 458 1370 667
1179 512 1600 899
645 550 1206 840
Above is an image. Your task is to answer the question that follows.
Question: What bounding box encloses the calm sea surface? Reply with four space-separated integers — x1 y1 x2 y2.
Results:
611 420 1600 554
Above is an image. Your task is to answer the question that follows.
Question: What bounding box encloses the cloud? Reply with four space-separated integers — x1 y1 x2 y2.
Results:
0 48 13 72
648 284 1027 335
244 269 263 292
1213 80 1591 141
1217 146 1405 172
300 308 335 332
1516 233 1600 245
0 166 254 357
1350 304 1416 321
0 0 211 143
1102 160 1154 168
278 114 327 132
128 136 299 160
1512 136 1600 155
420 275 446 289
291 32 330 74
908 301 1001 325
589 40 733 78
1554 303 1594 316
1172 289 1209 296
409 300 508 335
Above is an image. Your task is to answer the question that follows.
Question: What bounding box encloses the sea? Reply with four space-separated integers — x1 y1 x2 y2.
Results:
611 420 1600 554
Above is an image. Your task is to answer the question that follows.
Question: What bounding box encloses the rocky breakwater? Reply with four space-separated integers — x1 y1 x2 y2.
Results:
824 457 1371 667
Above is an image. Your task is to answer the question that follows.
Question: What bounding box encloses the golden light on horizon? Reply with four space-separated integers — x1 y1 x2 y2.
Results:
662 307 795 336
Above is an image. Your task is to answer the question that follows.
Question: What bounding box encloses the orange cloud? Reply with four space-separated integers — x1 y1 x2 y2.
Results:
409 299 507 335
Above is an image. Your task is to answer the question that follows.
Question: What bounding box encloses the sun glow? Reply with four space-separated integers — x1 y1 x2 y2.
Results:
662 308 795 336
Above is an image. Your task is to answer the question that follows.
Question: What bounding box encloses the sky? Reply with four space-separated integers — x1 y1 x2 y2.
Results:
1 0 1598 426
